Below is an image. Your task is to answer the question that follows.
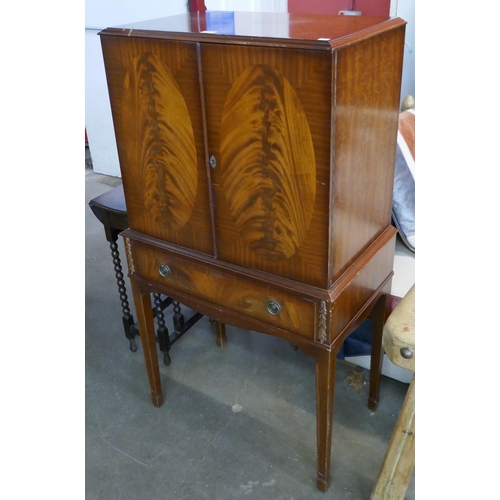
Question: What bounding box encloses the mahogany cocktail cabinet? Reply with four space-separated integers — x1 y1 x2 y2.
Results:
99 11 405 492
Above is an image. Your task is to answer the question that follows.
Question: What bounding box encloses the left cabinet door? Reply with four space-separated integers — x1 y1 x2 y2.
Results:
101 36 215 255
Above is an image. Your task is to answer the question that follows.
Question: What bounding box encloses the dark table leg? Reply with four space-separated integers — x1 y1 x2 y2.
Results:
215 321 227 349
368 293 389 411
109 238 138 352
154 292 172 366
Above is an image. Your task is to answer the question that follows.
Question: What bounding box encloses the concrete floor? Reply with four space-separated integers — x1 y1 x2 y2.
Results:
85 155 415 500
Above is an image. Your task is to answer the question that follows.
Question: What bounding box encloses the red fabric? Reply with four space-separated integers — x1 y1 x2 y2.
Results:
188 0 206 12
288 0 390 17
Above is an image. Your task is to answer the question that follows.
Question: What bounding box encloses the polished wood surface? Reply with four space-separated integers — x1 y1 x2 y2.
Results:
128 52 198 231
202 43 331 286
220 64 316 261
88 185 128 239
107 12 403 51
332 27 405 280
127 235 317 339
100 37 215 255
130 284 164 407
100 12 406 492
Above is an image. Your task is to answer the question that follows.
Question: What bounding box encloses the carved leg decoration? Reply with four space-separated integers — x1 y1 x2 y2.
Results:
131 283 164 407
315 348 336 492
215 321 227 349
154 293 171 366
110 241 137 352
172 300 185 332
368 294 388 411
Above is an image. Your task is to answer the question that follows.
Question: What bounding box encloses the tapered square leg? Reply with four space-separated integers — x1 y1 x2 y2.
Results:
215 321 227 349
130 281 164 407
369 294 388 411
315 349 336 492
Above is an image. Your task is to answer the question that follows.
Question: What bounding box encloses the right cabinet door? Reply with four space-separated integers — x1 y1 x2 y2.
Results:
201 43 333 288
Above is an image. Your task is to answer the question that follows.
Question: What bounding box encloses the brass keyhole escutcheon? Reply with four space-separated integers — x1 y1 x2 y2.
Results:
266 300 281 316
158 264 171 278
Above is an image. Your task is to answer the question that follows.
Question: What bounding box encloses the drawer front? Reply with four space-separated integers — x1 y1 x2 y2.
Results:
129 241 316 339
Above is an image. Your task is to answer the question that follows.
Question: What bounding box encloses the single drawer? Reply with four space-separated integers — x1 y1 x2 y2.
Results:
128 240 317 339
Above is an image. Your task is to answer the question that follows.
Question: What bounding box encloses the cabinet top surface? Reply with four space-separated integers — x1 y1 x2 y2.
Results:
100 11 404 50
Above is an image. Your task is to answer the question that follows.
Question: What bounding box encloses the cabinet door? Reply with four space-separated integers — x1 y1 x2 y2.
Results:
101 36 214 255
201 44 331 287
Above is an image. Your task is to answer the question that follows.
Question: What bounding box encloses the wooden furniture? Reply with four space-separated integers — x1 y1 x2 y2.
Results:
99 11 405 492
88 185 204 364
371 284 415 500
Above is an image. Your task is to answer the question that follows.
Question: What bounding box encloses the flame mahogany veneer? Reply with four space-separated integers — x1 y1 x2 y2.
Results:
100 11 405 491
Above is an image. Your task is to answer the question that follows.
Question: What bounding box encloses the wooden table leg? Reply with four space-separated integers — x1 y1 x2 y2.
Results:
315 348 336 492
370 376 415 500
369 293 388 410
131 281 164 407
215 321 227 349
110 236 138 352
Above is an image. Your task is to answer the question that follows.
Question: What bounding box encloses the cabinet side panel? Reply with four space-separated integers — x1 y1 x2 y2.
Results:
330 233 396 343
201 44 332 288
332 26 405 278
101 35 214 255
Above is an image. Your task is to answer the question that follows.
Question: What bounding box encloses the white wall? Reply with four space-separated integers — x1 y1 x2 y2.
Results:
390 0 415 105
85 0 188 177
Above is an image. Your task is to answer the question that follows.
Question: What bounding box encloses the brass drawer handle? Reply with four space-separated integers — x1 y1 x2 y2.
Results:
266 300 281 316
158 263 171 278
